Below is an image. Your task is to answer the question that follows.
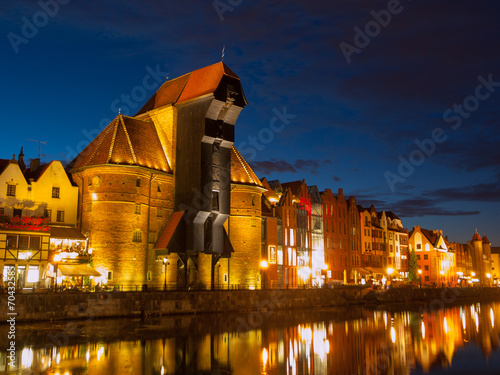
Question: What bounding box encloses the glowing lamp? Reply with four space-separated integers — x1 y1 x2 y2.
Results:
260 260 268 268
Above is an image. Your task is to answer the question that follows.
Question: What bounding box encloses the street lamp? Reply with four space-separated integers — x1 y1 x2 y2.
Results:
163 258 170 291
418 269 422 288
53 253 61 292
260 260 268 289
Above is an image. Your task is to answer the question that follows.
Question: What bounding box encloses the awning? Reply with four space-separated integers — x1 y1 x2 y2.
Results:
57 264 101 277
50 227 87 240
365 267 387 276
350 267 371 276
154 211 185 250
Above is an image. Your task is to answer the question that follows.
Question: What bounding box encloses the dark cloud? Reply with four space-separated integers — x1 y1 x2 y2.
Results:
426 177 500 203
251 159 332 175
333 176 341 182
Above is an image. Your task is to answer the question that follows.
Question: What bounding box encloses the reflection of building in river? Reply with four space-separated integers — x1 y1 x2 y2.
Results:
4 303 500 374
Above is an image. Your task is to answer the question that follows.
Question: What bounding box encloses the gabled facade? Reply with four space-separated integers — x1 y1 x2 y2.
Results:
0 151 81 289
409 226 456 286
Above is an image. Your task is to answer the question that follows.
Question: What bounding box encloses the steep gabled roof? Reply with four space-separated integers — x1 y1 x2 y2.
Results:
24 162 51 182
482 235 490 244
230 146 263 187
136 62 242 115
69 115 171 173
281 181 302 197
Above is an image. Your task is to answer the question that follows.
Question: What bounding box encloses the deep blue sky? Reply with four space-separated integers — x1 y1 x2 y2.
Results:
1 0 499 244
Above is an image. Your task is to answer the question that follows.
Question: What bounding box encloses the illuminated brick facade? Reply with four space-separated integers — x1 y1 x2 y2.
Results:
70 62 264 289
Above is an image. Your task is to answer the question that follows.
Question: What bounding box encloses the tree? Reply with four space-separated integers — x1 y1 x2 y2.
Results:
408 248 418 282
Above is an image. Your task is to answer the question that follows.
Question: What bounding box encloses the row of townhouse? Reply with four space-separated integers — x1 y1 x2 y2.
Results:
409 226 496 286
1 150 97 290
260 178 410 287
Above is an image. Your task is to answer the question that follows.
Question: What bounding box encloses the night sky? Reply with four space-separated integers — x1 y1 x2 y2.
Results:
1 0 499 244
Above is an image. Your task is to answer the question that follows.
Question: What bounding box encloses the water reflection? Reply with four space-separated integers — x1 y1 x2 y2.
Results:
2 302 500 374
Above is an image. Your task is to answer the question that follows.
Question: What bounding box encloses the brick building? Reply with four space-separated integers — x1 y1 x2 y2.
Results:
69 62 265 289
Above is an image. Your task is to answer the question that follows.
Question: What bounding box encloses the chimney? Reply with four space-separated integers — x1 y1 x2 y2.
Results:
30 158 40 172
18 147 26 172
338 188 343 195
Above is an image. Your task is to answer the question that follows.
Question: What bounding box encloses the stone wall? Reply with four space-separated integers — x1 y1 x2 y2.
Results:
0 288 346 322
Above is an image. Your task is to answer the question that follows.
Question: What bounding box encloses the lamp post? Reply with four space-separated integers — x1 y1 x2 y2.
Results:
418 269 422 288
53 253 61 292
163 258 169 291
260 260 268 289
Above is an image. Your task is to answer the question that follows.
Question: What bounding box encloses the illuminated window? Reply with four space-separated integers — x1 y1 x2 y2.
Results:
27 266 39 283
133 230 142 243
52 187 60 198
290 229 295 247
135 204 141 215
56 210 64 222
292 249 296 266
277 247 283 265
7 184 16 197
288 248 292 266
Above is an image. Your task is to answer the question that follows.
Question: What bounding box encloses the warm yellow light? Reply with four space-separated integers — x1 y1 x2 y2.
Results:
440 270 444 275
486 273 491 279
161 366 165 375
387 267 394 275
471 272 476 277
322 263 328 270
92 193 98 201
86 350 90 362
262 347 268 366
260 260 268 269
54 254 61 262
390 326 396 343
421 321 426 339
418 269 422 275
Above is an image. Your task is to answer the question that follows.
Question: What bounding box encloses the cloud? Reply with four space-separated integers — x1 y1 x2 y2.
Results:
251 158 332 175
426 176 500 202
333 176 341 182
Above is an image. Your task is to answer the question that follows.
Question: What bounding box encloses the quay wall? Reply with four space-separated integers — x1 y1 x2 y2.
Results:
0 288 347 322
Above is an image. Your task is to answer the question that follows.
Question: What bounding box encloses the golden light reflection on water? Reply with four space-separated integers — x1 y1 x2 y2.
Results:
2 302 500 374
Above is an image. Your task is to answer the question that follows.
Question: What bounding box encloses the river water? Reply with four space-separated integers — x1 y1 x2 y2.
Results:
2 300 500 374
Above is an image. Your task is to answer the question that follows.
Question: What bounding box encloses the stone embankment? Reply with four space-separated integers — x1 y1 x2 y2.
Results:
0 288 347 322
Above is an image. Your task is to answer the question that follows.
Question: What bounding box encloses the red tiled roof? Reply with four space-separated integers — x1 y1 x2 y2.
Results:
472 231 482 241
69 115 171 173
136 62 240 115
482 235 490 244
154 211 185 250
230 146 263 187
